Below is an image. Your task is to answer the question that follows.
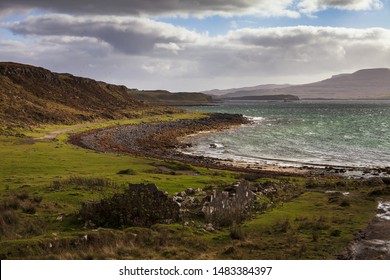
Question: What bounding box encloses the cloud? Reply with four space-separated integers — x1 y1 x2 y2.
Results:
205 26 390 77
0 0 383 18
298 0 383 14
0 0 298 18
4 14 202 55
2 14 390 90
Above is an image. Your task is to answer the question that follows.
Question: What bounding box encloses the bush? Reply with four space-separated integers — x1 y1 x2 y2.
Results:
230 222 245 240
117 169 137 175
15 190 29 200
1 197 20 210
0 209 19 229
32 196 43 204
368 186 390 196
327 192 343 204
80 183 180 228
330 229 341 237
162 161 193 171
273 219 291 233
0 209 19 237
239 173 262 182
339 200 350 207
382 178 390 185
21 202 36 214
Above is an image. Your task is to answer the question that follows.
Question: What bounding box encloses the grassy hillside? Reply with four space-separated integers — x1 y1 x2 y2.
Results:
0 62 177 131
0 62 385 260
0 115 384 259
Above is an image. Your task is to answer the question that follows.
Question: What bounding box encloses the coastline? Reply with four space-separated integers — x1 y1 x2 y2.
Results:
69 113 390 178
69 113 309 176
68 112 387 178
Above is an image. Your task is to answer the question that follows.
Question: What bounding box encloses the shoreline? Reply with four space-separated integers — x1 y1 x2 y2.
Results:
69 113 308 176
69 113 389 178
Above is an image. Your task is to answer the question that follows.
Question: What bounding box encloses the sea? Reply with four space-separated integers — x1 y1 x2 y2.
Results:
180 100 390 168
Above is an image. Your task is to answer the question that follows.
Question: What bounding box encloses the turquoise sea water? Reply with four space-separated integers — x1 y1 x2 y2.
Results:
181 100 390 168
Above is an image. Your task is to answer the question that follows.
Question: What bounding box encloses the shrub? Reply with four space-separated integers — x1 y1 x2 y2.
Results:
80 183 180 228
32 196 43 204
1 197 20 210
368 186 390 196
239 173 262 182
21 202 36 214
312 230 319 242
339 200 350 207
162 161 193 171
117 169 137 175
15 190 29 200
230 222 245 240
0 209 19 234
330 229 341 237
327 192 343 204
382 178 390 185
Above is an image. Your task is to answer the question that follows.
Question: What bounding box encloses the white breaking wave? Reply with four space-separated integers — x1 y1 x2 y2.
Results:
244 115 265 124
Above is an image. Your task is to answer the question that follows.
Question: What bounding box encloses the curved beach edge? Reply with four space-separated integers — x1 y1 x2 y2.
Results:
68 113 389 178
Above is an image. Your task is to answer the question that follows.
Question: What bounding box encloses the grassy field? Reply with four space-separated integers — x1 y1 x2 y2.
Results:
0 112 384 259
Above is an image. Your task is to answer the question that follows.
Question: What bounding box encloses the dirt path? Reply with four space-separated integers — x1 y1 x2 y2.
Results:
34 122 99 141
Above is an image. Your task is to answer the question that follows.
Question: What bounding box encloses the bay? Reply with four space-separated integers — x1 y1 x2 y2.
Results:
180 100 390 168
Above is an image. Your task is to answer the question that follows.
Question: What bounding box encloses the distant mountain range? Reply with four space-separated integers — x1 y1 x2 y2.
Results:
204 68 390 100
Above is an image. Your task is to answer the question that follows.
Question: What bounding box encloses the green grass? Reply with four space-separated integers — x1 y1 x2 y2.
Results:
0 112 382 259
237 192 377 259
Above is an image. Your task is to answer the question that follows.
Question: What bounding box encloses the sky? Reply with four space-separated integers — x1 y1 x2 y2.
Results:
0 0 389 91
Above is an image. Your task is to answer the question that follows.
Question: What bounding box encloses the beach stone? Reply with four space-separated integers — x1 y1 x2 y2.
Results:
204 223 215 232
173 196 184 203
180 191 187 197
185 188 195 195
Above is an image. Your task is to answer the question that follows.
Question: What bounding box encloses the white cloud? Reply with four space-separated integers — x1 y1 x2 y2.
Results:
4 14 202 55
2 14 390 90
298 0 383 14
154 42 183 54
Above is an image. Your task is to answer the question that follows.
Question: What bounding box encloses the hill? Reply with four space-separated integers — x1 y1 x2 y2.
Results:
0 62 173 130
203 84 291 97
225 94 299 101
283 68 390 99
210 68 390 100
130 89 212 105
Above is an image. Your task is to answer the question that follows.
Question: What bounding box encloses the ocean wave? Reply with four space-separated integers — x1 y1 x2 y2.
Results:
244 115 265 123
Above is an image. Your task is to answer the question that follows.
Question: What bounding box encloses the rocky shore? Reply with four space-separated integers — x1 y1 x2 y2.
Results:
69 112 389 178
69 113 301 176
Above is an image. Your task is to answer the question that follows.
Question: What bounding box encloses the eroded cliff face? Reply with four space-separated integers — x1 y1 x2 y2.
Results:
0 62 169 130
